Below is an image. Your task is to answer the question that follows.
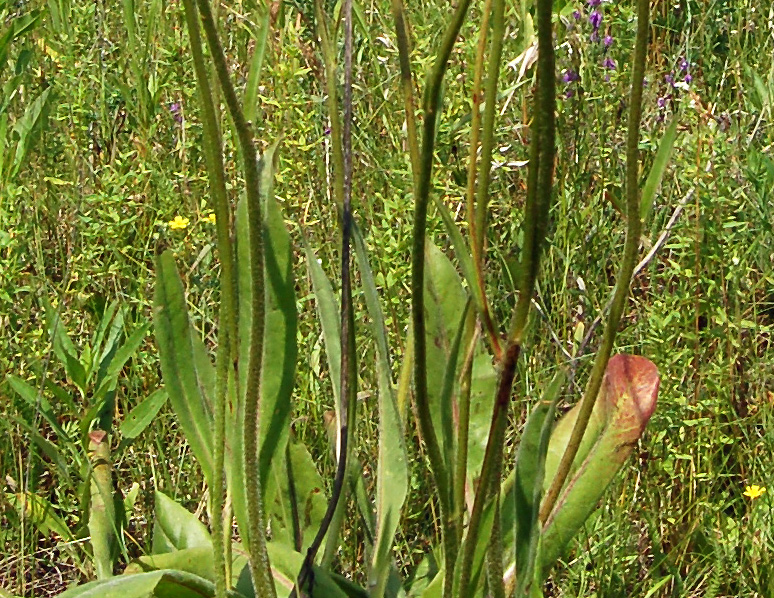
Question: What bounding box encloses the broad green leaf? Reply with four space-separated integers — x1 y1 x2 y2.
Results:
57 569 247 598
119 388 168 440
538 355 659 579
304 242 342 405
513 372 565 596
124 545 249 592
231 143 297 544
264 541 303 597
465 349 497 485
88 430 117 579
352 223 409 596
153 251 215 485
0 10 41 76
151 491 211 554
431 196 481 316
266 435 327 553
640 115 680 222
423 242 468 465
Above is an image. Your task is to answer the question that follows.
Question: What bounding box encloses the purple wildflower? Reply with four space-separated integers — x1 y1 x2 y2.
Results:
562 69 580 83
324 127 332 135
590 30 600 43
169 102 183 124
572 9 582 20
684 73 693 84
679 57 689 72
565 89 574 99
603 34 613 48
602 57 616 70
657 96 667 108
665 73 675 87
589 9 602 30
587 0 602 6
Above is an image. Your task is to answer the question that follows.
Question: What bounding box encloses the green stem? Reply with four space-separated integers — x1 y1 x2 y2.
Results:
457 0 556 592
180 2 238 596
467 0 503 362
472 0 505 267
507 0 556 346
317 0 345 207
452 317 478 544
410 3 473 595
539 0 648 526
390 0 421 192
192 1 274 596
465 0 491 255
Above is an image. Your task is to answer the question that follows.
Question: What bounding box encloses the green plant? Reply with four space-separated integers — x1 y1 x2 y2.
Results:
39 0 677 596
5 298 153 577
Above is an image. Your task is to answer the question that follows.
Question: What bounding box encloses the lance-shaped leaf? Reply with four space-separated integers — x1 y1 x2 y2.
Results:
57 569 248 598
230 146 298 540
538 354 659 578
424 242 468 473
151 490 212 554
153 251 215 485
265 434 328 553
353 223 409 597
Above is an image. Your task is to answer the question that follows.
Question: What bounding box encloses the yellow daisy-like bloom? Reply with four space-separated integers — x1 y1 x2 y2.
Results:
743 485 766 499
202 213 216 224
168 215 190 230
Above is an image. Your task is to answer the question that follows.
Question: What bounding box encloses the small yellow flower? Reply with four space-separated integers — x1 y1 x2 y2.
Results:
202 213 216 225
168 215 190 230
743 485 766 500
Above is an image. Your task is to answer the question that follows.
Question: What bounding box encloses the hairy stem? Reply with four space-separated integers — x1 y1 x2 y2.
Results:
180 2 238 595
193 1 274 595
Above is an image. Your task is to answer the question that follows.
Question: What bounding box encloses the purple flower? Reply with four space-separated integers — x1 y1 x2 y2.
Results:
587 0 602 6
602 57 616 70
565 89 574 99
679 57 689 72
657 96 667 108
589 9 602 30
590 30 600 43
684 73 693 84
572 9 582 20
603 34 613 48
324 127 331 135
562 69 580 83
665 73 675 87
169 102 183 124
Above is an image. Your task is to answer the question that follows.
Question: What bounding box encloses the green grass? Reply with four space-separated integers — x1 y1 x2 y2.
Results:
1 0 773 596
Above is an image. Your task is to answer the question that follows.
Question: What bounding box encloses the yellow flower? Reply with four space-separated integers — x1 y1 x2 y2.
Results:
743 485 766 499
202 213 216 224
168 215 190 230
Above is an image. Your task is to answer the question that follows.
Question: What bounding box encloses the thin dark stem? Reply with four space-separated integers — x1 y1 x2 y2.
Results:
540 0 648 526
292 0 356 594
